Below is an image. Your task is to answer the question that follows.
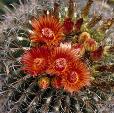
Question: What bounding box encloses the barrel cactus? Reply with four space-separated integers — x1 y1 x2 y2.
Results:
0 0 114 113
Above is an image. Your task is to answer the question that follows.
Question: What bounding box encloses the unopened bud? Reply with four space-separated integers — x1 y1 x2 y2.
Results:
84 38 98 51
79 32 90 43
38 77 50 89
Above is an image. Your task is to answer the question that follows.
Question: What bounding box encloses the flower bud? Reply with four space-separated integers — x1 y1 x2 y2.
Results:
38 77 50 89
63 18 74 35
84 38 97 51
79 32 90 43
90 46 103 61
72 43 85 56
75 18 83 32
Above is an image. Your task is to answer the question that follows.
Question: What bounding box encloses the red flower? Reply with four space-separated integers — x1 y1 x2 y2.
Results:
21 47 50 76
63 18 74 34
62 59 91 93
47 44 78 75
30 16 63 46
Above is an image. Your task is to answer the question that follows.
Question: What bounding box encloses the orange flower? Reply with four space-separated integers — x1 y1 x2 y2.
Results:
21 47 50 76
47 44 78 75
30 16 63 46
62 59 91 93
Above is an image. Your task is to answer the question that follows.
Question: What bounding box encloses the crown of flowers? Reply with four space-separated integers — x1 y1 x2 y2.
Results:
21 0 114 94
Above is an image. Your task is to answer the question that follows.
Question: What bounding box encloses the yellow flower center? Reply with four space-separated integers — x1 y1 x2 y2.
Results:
33 58 44 70
55 58 67 71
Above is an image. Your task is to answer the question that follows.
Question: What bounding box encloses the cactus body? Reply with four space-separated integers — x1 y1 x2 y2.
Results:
0 0 114 113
